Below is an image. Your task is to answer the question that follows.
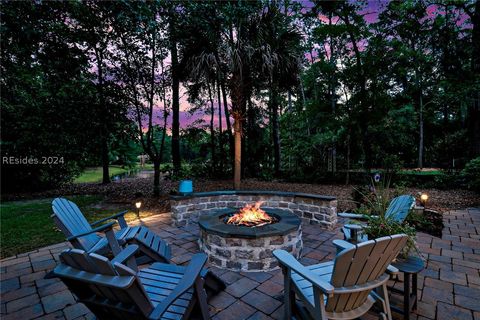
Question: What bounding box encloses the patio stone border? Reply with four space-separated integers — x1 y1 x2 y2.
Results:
170 190 337 229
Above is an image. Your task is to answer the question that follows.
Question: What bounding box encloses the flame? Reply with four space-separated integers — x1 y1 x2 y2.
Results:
226 201 277 227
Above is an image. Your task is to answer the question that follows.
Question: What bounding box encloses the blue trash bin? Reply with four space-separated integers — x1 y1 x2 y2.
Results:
179 180 193 194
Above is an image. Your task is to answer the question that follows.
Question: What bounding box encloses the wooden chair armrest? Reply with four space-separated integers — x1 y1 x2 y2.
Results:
149 253 208 319
332 239 355 251
273 250 334 296
111 245 139 265
91 211 128 229
338 212 379 220
386 264 399 275
67 221 116 241
53 264 135 289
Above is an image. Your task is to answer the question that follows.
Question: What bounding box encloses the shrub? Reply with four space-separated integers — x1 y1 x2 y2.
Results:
461 157 480 192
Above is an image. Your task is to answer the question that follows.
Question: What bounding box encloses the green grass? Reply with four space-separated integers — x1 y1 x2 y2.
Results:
399 170 443 176
0 195 141 258
74 165 133 183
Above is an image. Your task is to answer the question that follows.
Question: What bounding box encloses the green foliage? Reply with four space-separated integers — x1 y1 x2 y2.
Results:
363 215 417 258
352 176 406 215
461 157 480 192
2 0 479 193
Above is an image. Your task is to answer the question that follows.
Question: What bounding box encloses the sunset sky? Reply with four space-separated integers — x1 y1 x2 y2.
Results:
145 0 469 131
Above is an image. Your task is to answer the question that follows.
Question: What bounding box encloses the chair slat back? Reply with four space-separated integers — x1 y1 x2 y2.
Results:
326 234 408 312
385 195 415 222
56 249 153 318
52 198 101 251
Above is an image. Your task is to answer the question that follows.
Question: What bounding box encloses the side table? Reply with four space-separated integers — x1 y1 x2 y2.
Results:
389 256 425 320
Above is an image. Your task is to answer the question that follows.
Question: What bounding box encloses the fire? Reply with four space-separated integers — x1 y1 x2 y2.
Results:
226 201 277 227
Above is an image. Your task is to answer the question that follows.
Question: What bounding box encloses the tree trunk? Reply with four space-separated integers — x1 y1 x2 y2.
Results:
346 133 351 185
153 159 161 196
270 85 281 177
234 117 242 190
101 139 110 184
329 11 337 173
170 15 181 174
469 0 480 156
418 93 424 168
207 82 216 174
221 82 234 163
216 76 224 173
96 49 110 184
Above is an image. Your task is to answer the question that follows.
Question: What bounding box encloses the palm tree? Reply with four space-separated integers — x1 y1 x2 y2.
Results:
180 1 301 188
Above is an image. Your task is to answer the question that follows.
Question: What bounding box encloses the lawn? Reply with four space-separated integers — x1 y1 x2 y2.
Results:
74 165 134 183
0 195 142 258
73 164 156 183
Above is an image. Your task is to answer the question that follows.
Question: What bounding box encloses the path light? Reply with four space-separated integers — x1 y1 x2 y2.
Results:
135 201 142 220
420 193 428 208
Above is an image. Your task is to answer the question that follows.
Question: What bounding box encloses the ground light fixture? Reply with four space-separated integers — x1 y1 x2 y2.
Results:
420 193 428 208
135 201 142 219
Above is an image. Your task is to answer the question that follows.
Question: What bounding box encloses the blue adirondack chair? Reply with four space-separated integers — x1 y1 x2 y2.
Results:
338 195 416 242
51 197 171 264
50 247 211 319
51 197 225 297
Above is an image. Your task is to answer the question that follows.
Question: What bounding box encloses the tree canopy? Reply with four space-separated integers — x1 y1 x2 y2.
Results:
1 0 479 193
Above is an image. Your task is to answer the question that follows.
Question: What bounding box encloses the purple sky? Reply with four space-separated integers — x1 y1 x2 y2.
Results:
143 0 469 131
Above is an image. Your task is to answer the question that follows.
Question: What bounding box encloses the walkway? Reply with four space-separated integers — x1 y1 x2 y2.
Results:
1 208 479 320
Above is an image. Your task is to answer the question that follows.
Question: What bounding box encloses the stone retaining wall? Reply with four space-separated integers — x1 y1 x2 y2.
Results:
170 191 337 229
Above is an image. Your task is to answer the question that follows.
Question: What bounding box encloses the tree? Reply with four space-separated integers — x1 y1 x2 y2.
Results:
169 5 181 175
1 1 101 191
110 1 170 196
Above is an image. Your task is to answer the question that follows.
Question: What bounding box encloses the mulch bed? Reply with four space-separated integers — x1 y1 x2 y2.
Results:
3 178 479 214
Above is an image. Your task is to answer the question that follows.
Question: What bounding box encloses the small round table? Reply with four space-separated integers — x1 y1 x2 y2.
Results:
389 256 425 320
343 224 366 244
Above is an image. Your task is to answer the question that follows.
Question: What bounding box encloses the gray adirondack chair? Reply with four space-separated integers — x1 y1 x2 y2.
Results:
52 197 171 264
338 195 415 242
274 234 408 320
50 246 210 319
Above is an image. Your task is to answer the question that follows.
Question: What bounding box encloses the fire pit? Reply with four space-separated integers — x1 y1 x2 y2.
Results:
198 202 302 271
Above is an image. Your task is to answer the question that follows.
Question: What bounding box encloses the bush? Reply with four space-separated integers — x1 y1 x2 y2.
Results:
461 157 480 192
363 216 417 258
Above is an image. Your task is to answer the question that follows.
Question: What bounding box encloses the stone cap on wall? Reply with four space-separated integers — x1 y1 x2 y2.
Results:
170 190 336 201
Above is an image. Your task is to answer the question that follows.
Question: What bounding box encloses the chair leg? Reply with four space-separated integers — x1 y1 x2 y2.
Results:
283 269 294 319
379 283 393 320
194 278 210 320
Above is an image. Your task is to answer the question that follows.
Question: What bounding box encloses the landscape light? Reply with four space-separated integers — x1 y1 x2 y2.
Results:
420 193 428 207
135 201 142 219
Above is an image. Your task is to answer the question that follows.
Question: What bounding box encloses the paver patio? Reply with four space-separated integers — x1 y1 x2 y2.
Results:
1 208 479 320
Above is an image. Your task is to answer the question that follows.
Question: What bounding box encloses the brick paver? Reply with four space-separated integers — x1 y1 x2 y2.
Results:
1 207 479 319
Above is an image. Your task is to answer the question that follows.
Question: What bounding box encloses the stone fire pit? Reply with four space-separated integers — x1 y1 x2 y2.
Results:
198 208 302 271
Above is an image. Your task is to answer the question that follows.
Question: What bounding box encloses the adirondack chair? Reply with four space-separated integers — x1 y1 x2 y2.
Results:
50 246 210 320
274 234 408 320
51 197 171 264
51 197 225 297
338 195 415 242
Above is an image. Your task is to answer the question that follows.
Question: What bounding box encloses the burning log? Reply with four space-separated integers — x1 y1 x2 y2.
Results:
226 201 277 227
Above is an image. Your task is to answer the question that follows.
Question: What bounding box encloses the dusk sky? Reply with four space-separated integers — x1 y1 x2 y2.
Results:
147 0 469 131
